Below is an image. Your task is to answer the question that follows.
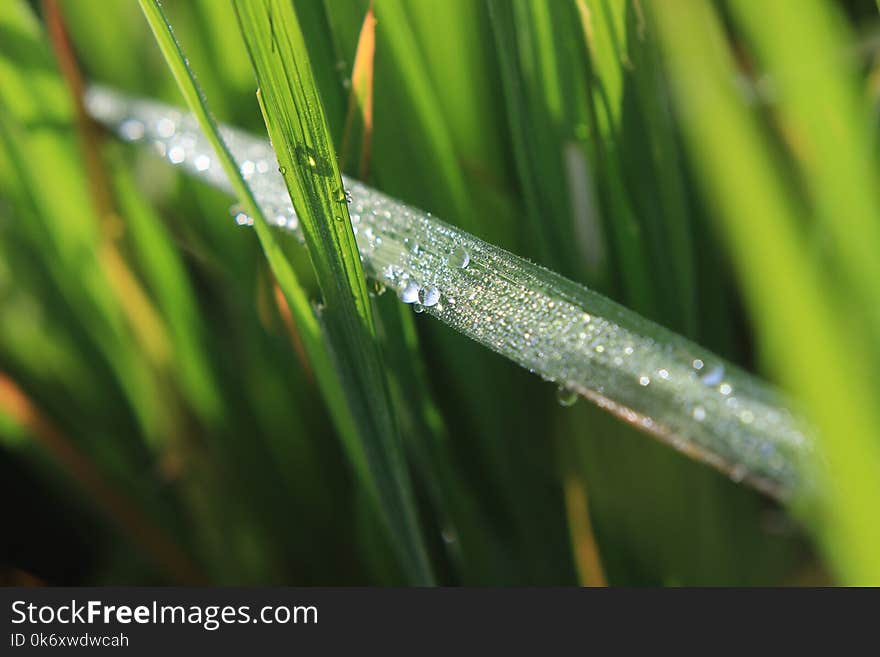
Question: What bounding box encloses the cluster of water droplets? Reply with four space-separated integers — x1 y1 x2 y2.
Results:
85 86 814 499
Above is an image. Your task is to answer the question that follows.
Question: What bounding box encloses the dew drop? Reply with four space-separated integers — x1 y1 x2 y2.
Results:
194 154 211 171
156 117 175 138
370 280 386 297
639 376 651 386
278 165 287 175
119 119 144 141
399 281 420 304
556 386 578 407
447 247 470 269
692 406 706 422
168 145 185 164
294 144 329 175
413 303 425 314
700 365 724 387
418 286 440 307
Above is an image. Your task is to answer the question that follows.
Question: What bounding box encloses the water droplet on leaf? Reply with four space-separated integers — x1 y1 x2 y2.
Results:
399 281 420 304
447 247 470 269
418 286 440 307
700 365 724 386
556 386 578 407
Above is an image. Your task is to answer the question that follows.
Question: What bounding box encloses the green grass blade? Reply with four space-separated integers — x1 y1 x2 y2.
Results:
110 163 222 422
136 0 373 491
651 0 880 585
727 0 880 355
231 0 433 584
136 0 338 404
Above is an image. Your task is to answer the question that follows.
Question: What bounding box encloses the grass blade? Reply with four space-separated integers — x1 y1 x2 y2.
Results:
651 0 880 584
230 0 433 584
88 88 815 501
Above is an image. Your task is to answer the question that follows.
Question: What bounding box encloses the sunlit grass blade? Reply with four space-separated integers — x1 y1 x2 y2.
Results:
727 0 880 354
230 0 434 584
651 0 880 585
88 86 818 499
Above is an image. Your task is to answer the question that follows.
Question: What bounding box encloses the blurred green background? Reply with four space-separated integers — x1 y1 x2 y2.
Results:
2 0 880 586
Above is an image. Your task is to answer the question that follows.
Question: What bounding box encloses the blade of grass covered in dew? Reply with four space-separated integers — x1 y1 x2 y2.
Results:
651 0 880 584
137 1 376 482
0 1 171 444
728 0 880 369
88 88 819 503
90 85 824 583
231 0 434 585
